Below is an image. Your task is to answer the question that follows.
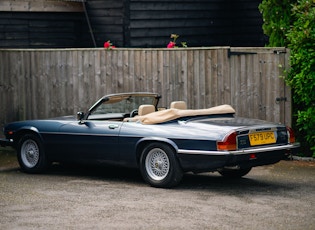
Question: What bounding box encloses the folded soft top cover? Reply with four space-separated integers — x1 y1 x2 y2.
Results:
127 104 235 125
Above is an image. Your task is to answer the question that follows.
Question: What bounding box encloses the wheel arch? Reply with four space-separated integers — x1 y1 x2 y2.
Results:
135 137 179 165
13 127 43 147
16 127 50 173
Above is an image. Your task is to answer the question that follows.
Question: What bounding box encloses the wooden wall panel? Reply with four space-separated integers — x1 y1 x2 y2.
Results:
0 0 266 49
0 12 93 48
0 0 83 12
85 0 125 47
0 47 292 130
85 0 266 48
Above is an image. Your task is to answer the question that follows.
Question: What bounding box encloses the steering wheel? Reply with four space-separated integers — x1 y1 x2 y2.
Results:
130 109 138 117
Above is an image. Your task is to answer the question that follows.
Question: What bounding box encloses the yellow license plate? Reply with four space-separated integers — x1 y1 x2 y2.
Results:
249 132 276 146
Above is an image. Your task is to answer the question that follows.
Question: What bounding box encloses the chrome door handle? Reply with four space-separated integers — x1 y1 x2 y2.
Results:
108 124 119 129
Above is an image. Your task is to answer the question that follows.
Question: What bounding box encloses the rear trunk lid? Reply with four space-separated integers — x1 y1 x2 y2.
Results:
190 116 290 149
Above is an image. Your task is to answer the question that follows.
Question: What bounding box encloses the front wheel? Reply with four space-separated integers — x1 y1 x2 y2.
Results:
218 167 252 178
17 134 49 173
140 143 183 188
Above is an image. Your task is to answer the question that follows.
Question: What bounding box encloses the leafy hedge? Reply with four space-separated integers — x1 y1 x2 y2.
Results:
259 0 294 47
259 0 315 157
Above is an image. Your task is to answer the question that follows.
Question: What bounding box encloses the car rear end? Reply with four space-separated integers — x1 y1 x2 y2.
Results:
217 124 299 169
176 116 299 173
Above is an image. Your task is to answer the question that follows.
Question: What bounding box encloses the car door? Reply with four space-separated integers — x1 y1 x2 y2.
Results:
55 120 122 162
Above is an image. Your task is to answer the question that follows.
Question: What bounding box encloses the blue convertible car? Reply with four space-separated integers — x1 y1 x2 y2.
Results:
0 92 299 188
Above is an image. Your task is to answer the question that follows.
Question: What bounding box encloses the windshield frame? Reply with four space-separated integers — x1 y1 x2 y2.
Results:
86 92 160 120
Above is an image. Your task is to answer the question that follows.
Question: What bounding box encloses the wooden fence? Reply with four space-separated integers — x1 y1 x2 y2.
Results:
0 47 291 128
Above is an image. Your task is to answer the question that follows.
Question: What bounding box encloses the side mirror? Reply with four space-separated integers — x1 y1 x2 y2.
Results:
77 112 85 121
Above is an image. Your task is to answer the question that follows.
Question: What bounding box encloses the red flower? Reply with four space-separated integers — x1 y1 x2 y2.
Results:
104 41 111 49
167 41 176 48
111 46 116 49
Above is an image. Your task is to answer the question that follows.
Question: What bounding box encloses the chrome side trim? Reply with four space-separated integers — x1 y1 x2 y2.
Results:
178 149 230 156
40 132 116 137
178 143 300 156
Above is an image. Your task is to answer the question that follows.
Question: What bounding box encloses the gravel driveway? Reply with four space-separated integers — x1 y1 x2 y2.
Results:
0 149 314 230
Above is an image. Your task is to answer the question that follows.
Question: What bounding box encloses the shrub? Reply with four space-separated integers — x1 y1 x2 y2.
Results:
258 0 295 47
259 0 315 157
286 0 315 157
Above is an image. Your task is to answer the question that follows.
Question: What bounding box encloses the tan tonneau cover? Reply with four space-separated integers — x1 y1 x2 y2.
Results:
126 104 235 125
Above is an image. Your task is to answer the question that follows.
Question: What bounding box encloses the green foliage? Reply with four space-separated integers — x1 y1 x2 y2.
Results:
286 0 315 157
259 0 315 157
259 0 295 46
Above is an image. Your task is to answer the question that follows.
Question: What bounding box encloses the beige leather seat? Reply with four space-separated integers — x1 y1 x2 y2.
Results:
170 101 187 110
138 104 155 116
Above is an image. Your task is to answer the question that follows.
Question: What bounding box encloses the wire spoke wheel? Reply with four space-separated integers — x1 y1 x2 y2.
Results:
140 143 183 188
17 134 49 173
145 148 170 181
21 139 40 168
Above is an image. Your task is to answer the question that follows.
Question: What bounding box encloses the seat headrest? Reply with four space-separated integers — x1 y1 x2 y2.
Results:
170 101 187 110
138 104 155 116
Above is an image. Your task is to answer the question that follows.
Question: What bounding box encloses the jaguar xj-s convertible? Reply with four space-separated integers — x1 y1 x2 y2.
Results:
0 92 299 188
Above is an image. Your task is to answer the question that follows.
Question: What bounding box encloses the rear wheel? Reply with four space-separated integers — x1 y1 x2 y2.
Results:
140 143 183 188
17 134 49 173
218 167 252 178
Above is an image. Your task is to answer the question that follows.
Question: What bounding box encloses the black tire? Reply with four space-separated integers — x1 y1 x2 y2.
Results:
140 143 183 188
17 134 49 173
218 167 252 178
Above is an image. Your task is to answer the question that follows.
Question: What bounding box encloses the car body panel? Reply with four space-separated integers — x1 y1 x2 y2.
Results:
1 92 299 176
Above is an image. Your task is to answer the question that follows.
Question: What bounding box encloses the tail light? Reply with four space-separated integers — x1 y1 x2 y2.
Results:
286 126 296 143
217 131 237 151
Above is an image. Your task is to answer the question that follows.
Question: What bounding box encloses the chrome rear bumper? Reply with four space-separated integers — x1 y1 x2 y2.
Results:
178 143 300 156
0 138 14 147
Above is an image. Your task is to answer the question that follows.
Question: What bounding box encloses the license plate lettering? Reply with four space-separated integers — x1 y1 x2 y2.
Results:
249 132 276 146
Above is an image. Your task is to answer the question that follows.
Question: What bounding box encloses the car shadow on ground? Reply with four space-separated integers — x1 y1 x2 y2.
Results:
179 172 294 196
0 147 297 195
43 162 294 195
46 162 145 185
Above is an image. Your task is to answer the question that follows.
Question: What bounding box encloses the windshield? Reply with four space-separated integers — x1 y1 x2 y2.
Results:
90 94 157 115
